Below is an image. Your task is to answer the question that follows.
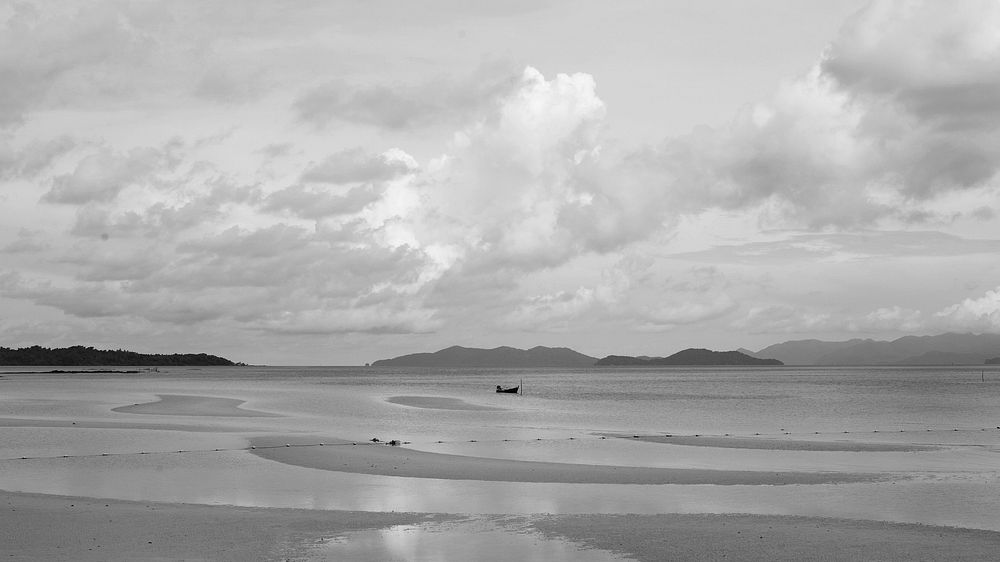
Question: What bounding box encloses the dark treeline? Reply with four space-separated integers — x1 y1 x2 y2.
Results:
0 345 236 366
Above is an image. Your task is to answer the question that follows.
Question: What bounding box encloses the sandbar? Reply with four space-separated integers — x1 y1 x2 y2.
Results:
532 513 1000 561
608 433 939 452
249 435 891 485
0 417 248 433
387 395 505 411
111 394 280 417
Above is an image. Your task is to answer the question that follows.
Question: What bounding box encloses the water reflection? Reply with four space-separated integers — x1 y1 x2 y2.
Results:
0 451 998 531
316 518 624 562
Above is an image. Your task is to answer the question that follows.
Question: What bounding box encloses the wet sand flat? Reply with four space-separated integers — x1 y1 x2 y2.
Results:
387 395 505 411
532 512 1000 562
111 394 281 417
0 490 449 562
4 490 1000 562
249 435 891 485
0 417 249 433
609 433 940 452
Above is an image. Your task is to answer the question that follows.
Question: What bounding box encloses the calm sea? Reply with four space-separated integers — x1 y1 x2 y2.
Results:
1 365 999 532
111 364 1000 437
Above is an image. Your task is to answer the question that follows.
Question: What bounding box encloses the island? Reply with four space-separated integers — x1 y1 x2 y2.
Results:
0 345 237 366
372 345 597 368
596 348 783 366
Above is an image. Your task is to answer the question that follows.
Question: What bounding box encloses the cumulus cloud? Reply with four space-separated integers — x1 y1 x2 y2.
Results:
0 2 160 126
292 61 522 130
1 215 444 335
2 59 627 335
7 1 1000 356
624 0 1000 228
56 242 167 282
934 287 1000 331
626 267 741 331
822 1 1000 121
640 295 738 330
262 148 419 220
502 287 603 331
501 262 745 334
408 66 612 270
673 230 1000 264
0 135 76 179
301 148 417 184
0 1 343 126
43 143 182 205
734 285 1000 337
294 80 437 130
2 228 49 253
0 272 225 323
263 183 385 220
856 306 925 333
733 304 839 334
66 167 261 240
253 306 440 335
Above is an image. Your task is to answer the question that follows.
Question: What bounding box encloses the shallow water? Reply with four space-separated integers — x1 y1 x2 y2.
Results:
1 365 999 557
313 517 626 562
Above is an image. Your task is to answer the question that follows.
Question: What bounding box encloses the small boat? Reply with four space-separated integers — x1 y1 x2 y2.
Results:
496 385 519 394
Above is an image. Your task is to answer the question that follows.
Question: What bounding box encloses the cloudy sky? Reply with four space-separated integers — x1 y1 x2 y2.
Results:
3 0 1000 365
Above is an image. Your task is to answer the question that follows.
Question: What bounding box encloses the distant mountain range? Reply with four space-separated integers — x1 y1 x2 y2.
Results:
373 346 780 367
596 349 782 366
371 345 598 368
372 333 1000 368
753 333 1000 366
0 345 237 366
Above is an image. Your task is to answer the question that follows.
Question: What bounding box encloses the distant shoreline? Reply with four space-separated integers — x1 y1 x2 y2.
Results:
0 345 239 367
0 369 144 374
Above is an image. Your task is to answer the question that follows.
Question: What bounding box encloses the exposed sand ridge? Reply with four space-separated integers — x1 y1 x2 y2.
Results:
111 394 281 417
387 395 506 411
606 433 942 452
248 435 896 485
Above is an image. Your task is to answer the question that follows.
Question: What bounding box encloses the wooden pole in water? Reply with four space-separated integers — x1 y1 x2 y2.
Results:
520 378 523 396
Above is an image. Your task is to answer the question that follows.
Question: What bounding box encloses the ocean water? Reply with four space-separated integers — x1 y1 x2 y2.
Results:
1 365 999 540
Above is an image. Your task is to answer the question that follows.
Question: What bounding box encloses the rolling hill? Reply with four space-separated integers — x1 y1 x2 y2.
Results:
371 345 598 368
755 333 1000 365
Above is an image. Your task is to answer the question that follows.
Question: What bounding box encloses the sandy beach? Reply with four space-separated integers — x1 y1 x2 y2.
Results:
2 372 1000 560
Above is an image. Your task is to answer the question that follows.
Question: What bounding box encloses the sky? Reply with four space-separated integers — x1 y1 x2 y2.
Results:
3 0 1000 365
